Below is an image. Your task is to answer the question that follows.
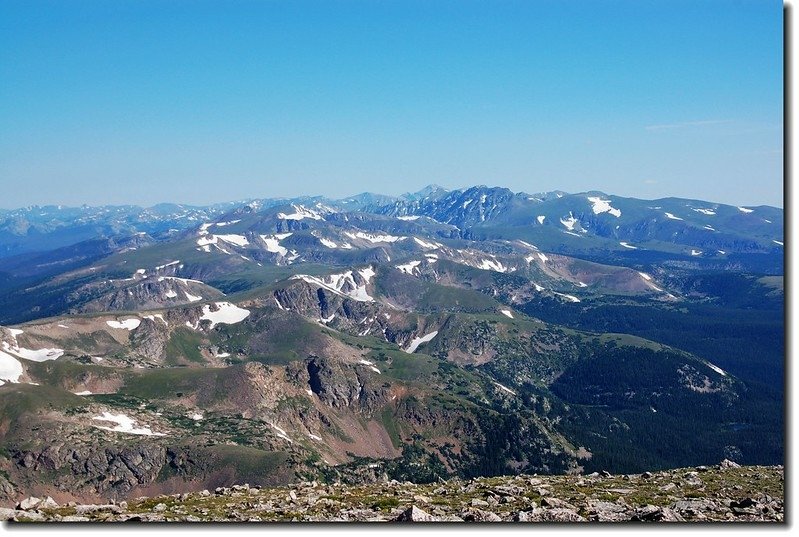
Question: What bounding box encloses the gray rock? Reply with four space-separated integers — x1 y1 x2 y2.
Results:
0 508 26 521
470 498 490 507
513 511 529 522
462 509 502 522
13 511 46 522
719 459 741 469
633 505 685 522
75 503 123 515
587 500 631 522
61 515 92 522
674 499 718 514
393 506 438 522
541 497 577 510
16 496 42 510
531 507 587 522
39 496 59 509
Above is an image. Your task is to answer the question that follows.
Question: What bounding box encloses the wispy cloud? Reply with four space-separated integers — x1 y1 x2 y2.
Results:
645 119 733 131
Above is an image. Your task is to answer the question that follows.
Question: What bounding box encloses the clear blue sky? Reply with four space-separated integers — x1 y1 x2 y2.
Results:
0 0 783 208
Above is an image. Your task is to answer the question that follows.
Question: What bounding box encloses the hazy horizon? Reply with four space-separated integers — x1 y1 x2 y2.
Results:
0 1 783 209
0 181 785 212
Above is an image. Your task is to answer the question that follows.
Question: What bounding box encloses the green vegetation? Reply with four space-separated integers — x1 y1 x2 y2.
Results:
164 328 207 365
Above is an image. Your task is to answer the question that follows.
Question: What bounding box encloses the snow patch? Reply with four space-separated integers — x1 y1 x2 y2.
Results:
270 423 293 443
517 240 538 251
200 302 250 328
292 266 375 302
692 208 716 216
144 314 167 325
73 391 93 396
396 260 422 275
278 205 323 221
92 412 165 436
260 234 289 256
560 212 580 231
553 292 581 303
318 237 339 249
690 250 702 256
343 231 406 243
664 212 683 221
706 363 727 376
493 382 517 396
155 260 180 270
0 350 24 384
619 242 637 249
476 258 507 273
397 215 420 221
773 240 783 246
164 290 178 299
499 309 514 319
405 331 439 353
214 219 241 227
413 237 440 249
358 359 381 374
216 234 249 247
737 207 754 214
106 319 141 331
537 215 546 224
184 291 202 302
587 196 621 217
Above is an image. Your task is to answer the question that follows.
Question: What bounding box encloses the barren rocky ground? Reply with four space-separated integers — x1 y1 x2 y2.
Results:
0 460 783 523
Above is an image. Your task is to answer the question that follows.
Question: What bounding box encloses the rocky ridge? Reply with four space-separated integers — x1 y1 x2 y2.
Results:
1 461 783 523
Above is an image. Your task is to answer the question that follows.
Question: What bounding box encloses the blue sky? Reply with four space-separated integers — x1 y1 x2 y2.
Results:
0 0 783 208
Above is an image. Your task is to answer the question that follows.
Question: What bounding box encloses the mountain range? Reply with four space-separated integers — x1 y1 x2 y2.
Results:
0 185 783 504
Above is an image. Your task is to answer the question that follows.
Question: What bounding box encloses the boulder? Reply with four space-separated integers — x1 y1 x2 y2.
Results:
393 506 438 522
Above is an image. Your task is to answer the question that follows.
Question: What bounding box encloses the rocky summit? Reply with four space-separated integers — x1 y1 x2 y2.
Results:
1 462 783 523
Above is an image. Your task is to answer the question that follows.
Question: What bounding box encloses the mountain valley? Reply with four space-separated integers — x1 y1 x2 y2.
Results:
0 185 784 506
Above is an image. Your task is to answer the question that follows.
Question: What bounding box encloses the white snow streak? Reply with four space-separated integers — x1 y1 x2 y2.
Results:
343 231 406 243
493 382 517 396
92 412 165 436
405 331 439 353
278 205 323 221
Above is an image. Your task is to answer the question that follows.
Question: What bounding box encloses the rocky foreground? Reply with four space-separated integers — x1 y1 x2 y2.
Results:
0 461 783 523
